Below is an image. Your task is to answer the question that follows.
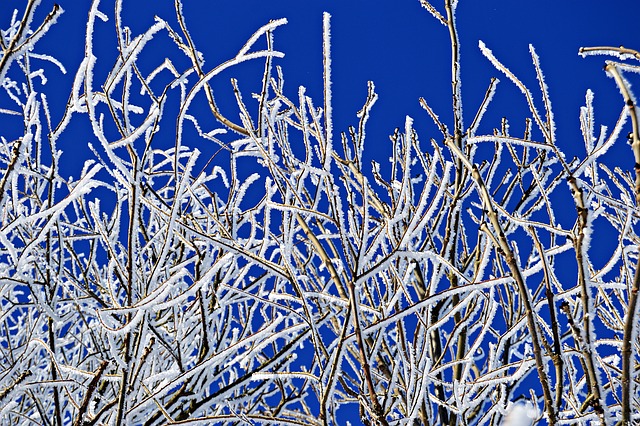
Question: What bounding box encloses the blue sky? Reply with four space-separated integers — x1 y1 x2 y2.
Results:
2 0 632 197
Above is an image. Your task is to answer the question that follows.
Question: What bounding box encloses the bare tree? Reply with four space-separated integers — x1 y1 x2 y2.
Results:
0 0 639 425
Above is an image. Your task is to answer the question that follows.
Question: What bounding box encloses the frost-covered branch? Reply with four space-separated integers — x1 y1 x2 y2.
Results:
1 1 639 425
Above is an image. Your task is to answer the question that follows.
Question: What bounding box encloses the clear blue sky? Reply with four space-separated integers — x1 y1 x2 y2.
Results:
3 0 635 181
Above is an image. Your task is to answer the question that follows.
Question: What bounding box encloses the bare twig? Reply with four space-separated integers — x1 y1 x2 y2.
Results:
605 62 640 426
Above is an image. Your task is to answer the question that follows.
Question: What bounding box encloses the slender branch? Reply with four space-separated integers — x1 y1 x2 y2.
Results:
0 370 32 403
73 361 109 426
347 278 389 426
445 0 463 144
605 63 640 426
566 174 607 425
174 0 250 135
580 46 640 61
445 137 556 424
0 2 62 80
530 226 564 414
